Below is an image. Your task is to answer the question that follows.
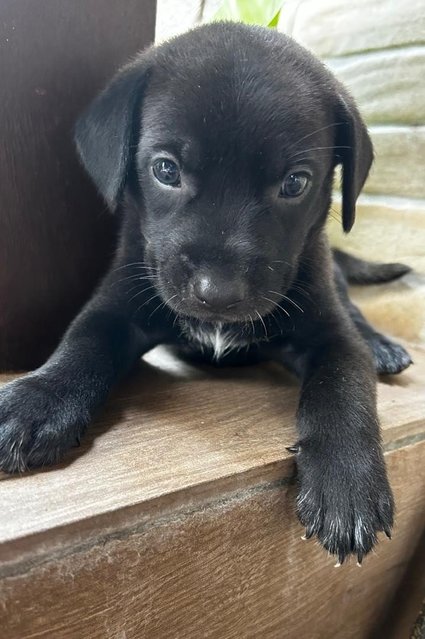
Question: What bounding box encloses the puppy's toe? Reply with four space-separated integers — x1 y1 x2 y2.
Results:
296 453 394 563
0 375 88 473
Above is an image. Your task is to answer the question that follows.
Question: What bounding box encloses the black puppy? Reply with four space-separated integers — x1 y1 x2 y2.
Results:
0 24 412 562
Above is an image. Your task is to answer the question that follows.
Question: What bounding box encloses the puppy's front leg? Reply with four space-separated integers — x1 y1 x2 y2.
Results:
292 323 394 563
0 292 159 473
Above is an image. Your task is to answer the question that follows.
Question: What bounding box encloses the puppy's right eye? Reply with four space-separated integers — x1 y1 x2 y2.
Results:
152 159 181 186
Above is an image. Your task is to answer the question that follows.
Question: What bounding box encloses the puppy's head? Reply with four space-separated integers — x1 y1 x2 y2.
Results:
75 23 373 323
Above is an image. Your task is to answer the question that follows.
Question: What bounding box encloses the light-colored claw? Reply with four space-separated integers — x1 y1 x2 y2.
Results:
301 534 307 540
334 561 341 568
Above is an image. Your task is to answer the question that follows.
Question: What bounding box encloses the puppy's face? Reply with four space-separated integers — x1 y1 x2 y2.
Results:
75 24 373 323
137 61 333 323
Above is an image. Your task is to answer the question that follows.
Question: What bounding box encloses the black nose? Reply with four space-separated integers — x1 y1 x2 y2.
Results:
192 275 245 310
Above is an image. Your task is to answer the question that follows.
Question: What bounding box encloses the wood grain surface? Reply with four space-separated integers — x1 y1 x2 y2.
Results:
0 344 424 638
0 344 424 549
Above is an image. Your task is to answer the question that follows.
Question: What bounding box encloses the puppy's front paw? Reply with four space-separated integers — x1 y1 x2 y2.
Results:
0 375 89 473
295 444 394 564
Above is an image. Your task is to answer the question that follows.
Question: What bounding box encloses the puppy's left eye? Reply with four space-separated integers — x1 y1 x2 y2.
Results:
280 172 310 198
152 159 181 186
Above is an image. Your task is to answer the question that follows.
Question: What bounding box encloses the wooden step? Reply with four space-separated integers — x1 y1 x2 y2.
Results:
1 343 424 638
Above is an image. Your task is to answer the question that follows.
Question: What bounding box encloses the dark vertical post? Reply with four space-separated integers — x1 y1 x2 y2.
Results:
0 0 156 370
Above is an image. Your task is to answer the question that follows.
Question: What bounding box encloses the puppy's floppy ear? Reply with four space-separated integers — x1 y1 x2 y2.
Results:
335 91 374 233
74 56 151 210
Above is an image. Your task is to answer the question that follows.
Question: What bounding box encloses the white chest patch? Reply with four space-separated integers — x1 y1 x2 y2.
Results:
187 322 239 361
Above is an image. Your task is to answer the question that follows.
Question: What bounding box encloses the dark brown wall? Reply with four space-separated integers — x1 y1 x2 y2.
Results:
0 1 156 370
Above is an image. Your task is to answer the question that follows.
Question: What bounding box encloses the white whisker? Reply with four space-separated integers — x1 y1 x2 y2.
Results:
268 290 304 314
271 258 293 268
255 310 268 339
127 286 157 304
248 313 255 338
262 296 290 319
125 283 157 297
111 274 158 287
148 294 178 321
287 122 344 153
133 291 161 316
111 261 159 274
288 145 351 161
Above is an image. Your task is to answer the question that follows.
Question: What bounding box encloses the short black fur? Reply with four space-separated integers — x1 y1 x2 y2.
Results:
0 23 412 563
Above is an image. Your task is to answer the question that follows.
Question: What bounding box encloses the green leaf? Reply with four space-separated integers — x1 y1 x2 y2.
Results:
268 10 280 28
213 0 284 27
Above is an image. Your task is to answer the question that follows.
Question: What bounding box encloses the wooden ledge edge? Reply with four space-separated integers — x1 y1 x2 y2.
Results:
0 456 296 577
3 439 425 580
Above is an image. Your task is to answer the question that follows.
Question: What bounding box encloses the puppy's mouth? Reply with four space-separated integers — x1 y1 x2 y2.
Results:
160 288 283 325
168 301 265 324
